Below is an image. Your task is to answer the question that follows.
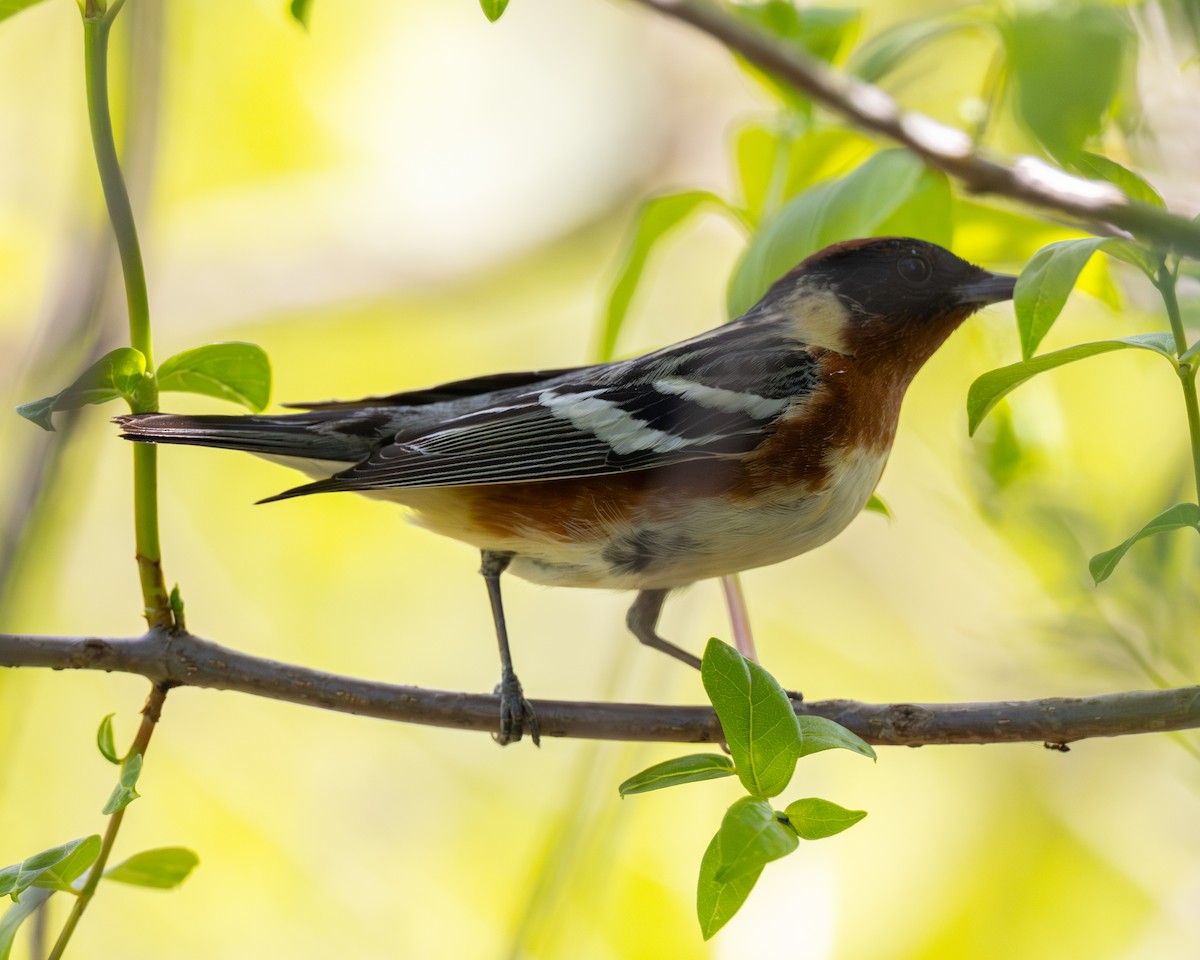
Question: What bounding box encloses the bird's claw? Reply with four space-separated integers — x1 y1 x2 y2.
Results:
493 672 540 746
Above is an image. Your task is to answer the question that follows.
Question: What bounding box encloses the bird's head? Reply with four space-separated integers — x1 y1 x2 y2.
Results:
759 237 1016 376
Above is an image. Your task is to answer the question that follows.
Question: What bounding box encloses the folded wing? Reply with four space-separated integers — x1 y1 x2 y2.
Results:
270 321 820 498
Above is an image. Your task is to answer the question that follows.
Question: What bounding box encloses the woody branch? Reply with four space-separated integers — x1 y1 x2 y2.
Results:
1 630 1197 746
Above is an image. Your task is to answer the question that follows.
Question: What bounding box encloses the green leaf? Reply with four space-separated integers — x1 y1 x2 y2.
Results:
1071 152 1165 209
863 493 891 520
0 888 51 960
1003 5 1131 160
0 836 101 901
782 797 867 839
701 639 801 799
0 0 50 25
784 6 862 64
157 342 271 412
105 848 199 889
727 149 951 317
97 713 120 765
169 584 187 630
967 333 1177 435
696 823 762 940
729 5 861 109
778 127 875 200
1014 238 1109 359
1180 340 1200 367
733 123 873 223
974 403 1028 490
16 347 147 431
479 0 509 23
1077 249 1122 312
711 797 798 884
849 10 986 82
734 122 781 225
287 0 313 28
1097 239 1159 280
102 753 143 815
1089 503 1200 584
619 754 737 796
598 191 737 362
1012 235 1149 347
796 714 876 760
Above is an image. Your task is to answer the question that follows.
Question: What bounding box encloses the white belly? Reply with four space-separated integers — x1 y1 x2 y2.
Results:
507 445 890 589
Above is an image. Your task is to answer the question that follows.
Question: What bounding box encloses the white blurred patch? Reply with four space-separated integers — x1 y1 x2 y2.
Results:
308 1 660 272
714 852 838 960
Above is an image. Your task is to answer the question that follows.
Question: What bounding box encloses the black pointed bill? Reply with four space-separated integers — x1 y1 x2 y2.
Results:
954 271 1018 306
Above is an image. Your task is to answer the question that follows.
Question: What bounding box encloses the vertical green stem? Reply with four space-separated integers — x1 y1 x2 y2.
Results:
83 6 148 362
132 448 169 626
1156 260 1200 503
83 1 172 628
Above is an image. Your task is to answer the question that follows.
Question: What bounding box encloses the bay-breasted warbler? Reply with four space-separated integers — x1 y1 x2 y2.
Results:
118 237 1017 744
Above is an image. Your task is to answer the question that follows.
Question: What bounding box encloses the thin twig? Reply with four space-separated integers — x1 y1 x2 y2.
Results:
1 630 1197 746
47 684 168 960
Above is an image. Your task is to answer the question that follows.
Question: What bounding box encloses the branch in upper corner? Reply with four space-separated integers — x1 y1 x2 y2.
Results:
1 630 1198 746
630 0 1200 259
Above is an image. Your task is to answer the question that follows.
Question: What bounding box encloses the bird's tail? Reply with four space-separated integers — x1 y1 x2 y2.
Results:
115 411 382 463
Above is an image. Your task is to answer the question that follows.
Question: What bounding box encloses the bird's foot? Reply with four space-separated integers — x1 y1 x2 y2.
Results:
785 688 804 704
493 671 540 747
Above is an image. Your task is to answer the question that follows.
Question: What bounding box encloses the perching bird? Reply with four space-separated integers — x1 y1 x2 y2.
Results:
118 237 1016 744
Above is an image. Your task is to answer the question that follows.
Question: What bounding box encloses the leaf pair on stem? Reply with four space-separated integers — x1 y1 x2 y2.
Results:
620 640 874 939
18 342 271 432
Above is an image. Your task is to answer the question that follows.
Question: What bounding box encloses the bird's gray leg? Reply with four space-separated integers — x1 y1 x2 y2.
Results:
626 587 802 701
480 550 539 746
625 589 701 670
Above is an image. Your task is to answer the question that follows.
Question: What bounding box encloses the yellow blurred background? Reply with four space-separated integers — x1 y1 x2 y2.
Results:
2 0 1200 957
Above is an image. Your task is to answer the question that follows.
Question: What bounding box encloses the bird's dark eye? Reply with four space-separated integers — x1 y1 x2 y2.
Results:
897 255 931 284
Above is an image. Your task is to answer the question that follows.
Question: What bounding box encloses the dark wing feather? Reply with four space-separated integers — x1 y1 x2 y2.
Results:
266 321 819 500
283 368 582 411
266 391 760 499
